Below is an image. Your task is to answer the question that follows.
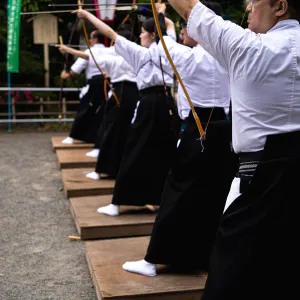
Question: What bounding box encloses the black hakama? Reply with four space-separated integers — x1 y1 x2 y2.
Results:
69 75 106 143
145 107 237 270
111 86 178 206
95 81 139 177
201 131 300 300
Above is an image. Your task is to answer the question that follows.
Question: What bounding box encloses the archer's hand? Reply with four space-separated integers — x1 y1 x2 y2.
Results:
72 9 90 20
155 3 166 15
55 45 69 55
165 17 174 27
60 70 70 80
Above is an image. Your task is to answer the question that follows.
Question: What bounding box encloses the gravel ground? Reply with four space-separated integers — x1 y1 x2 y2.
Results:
0 130 97 300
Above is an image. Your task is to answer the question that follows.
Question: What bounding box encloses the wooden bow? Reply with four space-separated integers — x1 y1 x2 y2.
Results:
109 0 137 47
78 0 120 105
150 0 205 139
58 14 81 118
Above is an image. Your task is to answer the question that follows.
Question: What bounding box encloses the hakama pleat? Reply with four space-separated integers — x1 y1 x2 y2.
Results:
69 75 106 143
95 81 139 177
201 131 300 300
111 86 178 206
145 107 237 270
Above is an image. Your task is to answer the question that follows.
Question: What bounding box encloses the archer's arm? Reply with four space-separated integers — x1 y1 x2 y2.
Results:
75 9 149 72
56 45 89 59
155 3 176 41
167 0 199 21
74 9 117 41
169 1 255 74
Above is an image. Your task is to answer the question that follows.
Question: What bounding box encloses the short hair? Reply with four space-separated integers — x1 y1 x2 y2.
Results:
142 17 156 33
270 0 300 21
91 30 105 44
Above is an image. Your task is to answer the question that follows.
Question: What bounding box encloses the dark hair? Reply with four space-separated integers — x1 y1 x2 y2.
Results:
142 17 156 33
270 0 300 21
91 30 104 44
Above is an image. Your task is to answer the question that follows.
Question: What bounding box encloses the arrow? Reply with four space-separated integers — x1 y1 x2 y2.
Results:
48 3 169 7
49 44 88 48
21 6 137 15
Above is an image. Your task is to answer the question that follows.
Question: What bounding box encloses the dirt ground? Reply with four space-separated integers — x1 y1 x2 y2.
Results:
0 129 97 300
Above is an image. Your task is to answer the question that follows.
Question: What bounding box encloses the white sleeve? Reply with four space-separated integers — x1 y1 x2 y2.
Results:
70 49 89 74
70 57 88 74
187 2 257 72
101 55 119 75
166 30 177 41
158 36 195 74
114 35 150 72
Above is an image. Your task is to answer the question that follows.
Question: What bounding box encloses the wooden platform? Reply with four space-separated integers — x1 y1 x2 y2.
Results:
86 237 206 300
61 168 115 198
51 136 94 151
70 195 157 240
56 149 97 169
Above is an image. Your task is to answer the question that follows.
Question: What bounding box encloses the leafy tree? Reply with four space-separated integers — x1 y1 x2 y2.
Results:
22 0 52 12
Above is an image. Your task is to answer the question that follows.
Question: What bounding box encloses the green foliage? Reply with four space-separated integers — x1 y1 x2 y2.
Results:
1 0 83 87
19 51 44 74
21 0 52 12
49 122 72 131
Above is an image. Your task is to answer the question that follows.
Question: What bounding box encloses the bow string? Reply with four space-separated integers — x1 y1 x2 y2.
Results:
150 0 205 139
110 0 137 47
58 16 81 118
78 0 120 105
107 0 137 97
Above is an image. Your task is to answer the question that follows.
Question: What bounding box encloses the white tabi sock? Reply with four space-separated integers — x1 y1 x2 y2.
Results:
62 137 74 144
86 171 101 180
122 259 157 277
85 149 100 158
97 204 119 216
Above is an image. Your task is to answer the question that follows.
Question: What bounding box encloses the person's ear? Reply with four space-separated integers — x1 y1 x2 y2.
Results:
151 32 156 41
275 0 288 18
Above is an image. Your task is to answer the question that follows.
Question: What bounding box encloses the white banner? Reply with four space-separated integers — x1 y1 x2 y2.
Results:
94 0 118 22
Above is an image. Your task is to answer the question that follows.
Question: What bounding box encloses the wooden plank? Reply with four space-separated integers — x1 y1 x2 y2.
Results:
56 149 96 169
85 237 206 300
51 136 94 151
61 168 115 198
70 195 157 240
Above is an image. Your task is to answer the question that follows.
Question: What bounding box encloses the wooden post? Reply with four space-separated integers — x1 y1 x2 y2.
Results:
43 43 50 87
40 97 44 119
